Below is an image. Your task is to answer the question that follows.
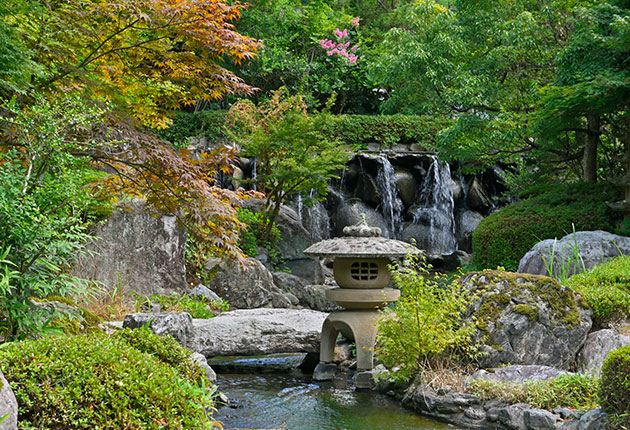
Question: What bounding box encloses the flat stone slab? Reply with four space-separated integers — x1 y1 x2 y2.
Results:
189 308 328 357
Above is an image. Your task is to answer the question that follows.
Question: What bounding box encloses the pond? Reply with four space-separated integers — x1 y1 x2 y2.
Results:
214 371 455 430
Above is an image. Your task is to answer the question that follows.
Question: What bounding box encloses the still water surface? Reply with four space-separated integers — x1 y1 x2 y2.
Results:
215 373 453 430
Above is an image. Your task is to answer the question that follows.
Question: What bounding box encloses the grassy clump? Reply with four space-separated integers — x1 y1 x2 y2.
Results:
472 182 622 271
132 292 229 319
0 330 218 430
600 345 630 429
566 256 630 327
469 374 599 410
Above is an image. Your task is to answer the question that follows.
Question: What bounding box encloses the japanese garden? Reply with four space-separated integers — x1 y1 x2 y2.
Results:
1 0 630 429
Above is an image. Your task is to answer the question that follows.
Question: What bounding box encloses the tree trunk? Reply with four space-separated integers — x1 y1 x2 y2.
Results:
583 112 600 183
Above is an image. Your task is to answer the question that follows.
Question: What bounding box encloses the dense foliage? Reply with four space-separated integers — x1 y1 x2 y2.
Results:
376 256 479 383
600 344 630 430
566 256 630 327
472 183 622 271
0 330 218 429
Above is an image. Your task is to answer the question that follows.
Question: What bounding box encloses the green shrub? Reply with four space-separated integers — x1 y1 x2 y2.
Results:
376 256 480 383
472 182 622 271
566 256 630 327
0 331 217 429
237 208 281 259
600 344 630 429
469 373 599 410
158 110 451 150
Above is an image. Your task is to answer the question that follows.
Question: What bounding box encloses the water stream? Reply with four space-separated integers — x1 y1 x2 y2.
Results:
215 372 451 430
376 156 403 239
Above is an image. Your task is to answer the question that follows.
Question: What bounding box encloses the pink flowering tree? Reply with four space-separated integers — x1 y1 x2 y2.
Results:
319 18 360 65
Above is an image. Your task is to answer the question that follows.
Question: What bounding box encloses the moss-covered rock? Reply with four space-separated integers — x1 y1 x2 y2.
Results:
463 270 592 369
472 182 622 271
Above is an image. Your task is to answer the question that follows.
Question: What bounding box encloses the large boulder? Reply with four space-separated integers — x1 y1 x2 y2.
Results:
206 258 296 309
577 329 630 376
188 308 327 357
518 231 630 277
464 271 592 369
72 200 187 296
394 169 418 207
0 370 17 430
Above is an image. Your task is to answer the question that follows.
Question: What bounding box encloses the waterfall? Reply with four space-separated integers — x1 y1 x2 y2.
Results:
292 190 331 242
411 157 457 254
251 160 257 191
376 155 403 238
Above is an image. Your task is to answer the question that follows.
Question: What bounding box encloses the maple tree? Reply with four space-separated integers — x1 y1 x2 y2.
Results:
2 0 259 128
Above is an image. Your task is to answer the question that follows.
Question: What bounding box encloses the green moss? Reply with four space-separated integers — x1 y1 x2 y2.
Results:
41 295 103 334
566 256 630 327
513 304 540 321
467 270 583 331
472 182 622 270
600 344 630 429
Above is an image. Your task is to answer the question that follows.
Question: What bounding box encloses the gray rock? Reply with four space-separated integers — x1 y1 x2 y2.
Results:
283 258 325 285
189 308 327 357
553 408 584 421
272 273 338 311
190 352 216 383
467 177 493 212
0 370 17 430
72 200 187 296
313 363 337 381
524 409 556 430
456 210 484 253
122 312 193 347
353 364 387 389
394 169 418 207
189 284 222 303
464 272 592 369
468 365 569 386
206 258 284 309
355 172 381 206
518 231 630 277
577 328 630 376
577 408 608 430
497 403 529 430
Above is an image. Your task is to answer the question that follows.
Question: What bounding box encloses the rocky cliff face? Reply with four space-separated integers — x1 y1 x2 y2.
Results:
72 200 187 296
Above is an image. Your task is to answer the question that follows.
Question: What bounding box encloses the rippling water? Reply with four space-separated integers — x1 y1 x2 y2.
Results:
215 373 452 430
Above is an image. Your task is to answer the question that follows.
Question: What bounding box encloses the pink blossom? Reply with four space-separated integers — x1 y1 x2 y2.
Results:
350 17 360 27
351 45 358 53
334 28 348 39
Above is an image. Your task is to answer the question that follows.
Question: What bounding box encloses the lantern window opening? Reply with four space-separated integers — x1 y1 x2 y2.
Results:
350 261 378 281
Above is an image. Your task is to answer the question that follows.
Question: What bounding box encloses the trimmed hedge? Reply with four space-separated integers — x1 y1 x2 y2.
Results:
0 330 217 429
157 110 451 150
566 256 630 327
472 182 622 271
600 344 630 429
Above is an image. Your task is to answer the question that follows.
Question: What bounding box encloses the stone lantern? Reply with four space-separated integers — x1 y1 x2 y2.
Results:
304 215 421 387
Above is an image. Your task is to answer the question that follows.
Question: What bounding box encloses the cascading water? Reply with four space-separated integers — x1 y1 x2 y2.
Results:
376 155 404 238
251 160 257 191
410 157 457 254
293 190 331 242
